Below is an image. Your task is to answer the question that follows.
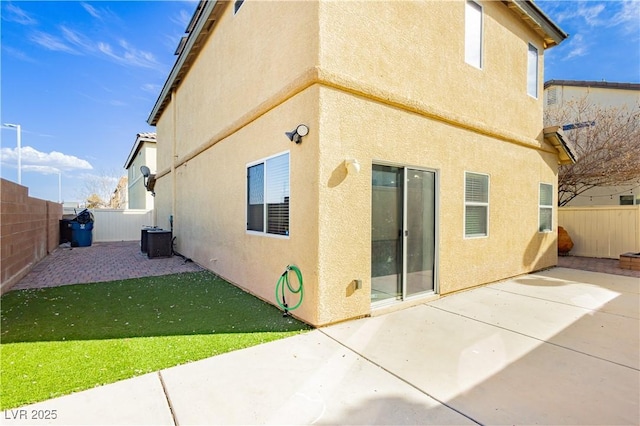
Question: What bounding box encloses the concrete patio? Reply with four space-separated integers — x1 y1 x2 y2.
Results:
2 243 638 425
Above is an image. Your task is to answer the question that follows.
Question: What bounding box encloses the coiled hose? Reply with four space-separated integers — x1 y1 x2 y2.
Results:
276 265 303 316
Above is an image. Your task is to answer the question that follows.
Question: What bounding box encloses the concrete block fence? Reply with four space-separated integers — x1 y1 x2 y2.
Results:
1 178 62 294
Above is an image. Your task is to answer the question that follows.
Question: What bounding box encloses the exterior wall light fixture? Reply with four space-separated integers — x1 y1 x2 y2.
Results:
285 124 309 144
345 158 361 175
140 165 157 197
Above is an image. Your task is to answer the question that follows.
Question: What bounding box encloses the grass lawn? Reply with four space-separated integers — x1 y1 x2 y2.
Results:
0 271 310 410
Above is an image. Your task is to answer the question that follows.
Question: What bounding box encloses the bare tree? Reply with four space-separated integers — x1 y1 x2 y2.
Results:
78 169 126 209
86 193 106 209
109 176 128 209
545 97 640 206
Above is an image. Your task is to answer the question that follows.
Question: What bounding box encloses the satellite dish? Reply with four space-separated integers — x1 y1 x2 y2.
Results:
140 166 151 178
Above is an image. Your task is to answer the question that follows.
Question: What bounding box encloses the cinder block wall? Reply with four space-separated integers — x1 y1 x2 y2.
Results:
1 179 62 294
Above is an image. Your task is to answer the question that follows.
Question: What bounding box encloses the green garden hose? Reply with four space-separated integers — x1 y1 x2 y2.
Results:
276 265 303 316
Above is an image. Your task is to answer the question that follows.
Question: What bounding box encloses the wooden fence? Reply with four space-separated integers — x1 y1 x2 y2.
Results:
558 205 640 259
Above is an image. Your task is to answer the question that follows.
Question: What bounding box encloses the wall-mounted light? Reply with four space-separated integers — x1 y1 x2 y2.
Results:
285 124 309 144
344 158 361 175
140 165 156 197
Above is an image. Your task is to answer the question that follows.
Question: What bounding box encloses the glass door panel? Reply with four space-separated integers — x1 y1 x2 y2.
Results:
405 169 436 296
371 165 403 303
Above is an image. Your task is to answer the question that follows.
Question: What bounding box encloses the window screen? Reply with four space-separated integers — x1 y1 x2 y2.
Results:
539 183 553 232
465 172 489 237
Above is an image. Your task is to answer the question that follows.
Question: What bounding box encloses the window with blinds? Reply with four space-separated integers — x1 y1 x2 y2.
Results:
247 152 290 236
465 172 489 238
539 183 553 232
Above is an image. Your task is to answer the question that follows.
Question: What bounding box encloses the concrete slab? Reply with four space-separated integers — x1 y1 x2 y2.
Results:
324 302 639 425
497 268 640 318
1 373 173 425
160 330 475 425
431 286 640 369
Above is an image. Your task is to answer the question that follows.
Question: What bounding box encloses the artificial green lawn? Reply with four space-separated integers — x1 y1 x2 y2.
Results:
0 271 310 410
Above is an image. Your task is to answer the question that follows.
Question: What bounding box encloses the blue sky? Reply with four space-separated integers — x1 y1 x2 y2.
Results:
1 1 639 204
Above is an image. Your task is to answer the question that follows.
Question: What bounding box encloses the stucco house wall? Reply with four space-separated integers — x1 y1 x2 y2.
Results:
150 0 565 326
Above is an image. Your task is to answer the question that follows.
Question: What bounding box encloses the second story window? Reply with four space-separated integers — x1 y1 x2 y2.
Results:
234 0 244 15
465 0 483 69
527 43 539 98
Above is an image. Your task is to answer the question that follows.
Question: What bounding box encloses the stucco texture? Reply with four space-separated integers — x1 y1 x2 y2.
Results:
152 0 561 326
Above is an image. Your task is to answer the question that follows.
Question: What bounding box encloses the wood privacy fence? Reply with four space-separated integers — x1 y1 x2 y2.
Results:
63 208 154 242
558 205 640 259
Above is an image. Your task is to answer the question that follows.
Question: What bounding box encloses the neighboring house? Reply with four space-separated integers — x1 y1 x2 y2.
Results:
544 80 640 206
124 132 156 210
147 0 568 326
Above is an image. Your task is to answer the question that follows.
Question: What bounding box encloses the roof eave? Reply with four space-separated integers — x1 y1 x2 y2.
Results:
506 0 568 49
124 135 157 170
544 126 576 165
147 0 222 126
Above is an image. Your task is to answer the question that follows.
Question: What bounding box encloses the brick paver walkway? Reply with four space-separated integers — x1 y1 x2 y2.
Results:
558 255 640 278
11 241 203 291
8 242 637 293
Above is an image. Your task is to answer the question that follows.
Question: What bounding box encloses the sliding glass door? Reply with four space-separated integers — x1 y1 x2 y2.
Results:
371 165 436 304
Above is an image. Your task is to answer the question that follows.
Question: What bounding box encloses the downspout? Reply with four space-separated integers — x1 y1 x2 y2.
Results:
171 90 177 233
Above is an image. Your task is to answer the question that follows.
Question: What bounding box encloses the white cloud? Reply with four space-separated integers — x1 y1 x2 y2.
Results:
2 46 37 63
1 146 93 172
60 25 95 52
611 0 640 34
141 83 160 93
98 40 160 69
81 2 101 19
4 3 37 25
30 31 77 54
172 9 192 29
564 34 589 60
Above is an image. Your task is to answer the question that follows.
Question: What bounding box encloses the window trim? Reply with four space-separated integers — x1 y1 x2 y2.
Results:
464 0 483 70
464 171 490 239
538 182 553 233
527 43 539 98
246 150 290 239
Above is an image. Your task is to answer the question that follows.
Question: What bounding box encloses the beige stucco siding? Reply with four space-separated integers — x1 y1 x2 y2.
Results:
162 87 322 325
151 0 562 326
170 1 319 166
315 86 557 324
318 0 545 142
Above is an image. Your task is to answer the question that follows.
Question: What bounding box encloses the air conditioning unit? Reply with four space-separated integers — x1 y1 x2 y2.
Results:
147 230 172 259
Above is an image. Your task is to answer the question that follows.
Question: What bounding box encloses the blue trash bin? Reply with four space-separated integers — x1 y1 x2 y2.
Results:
70 221 94 247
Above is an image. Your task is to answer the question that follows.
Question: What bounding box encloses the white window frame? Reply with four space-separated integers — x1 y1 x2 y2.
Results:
527 43 539 98
465 0 483 69
464 171 490 238
246 150 290 238
539 183 553 233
